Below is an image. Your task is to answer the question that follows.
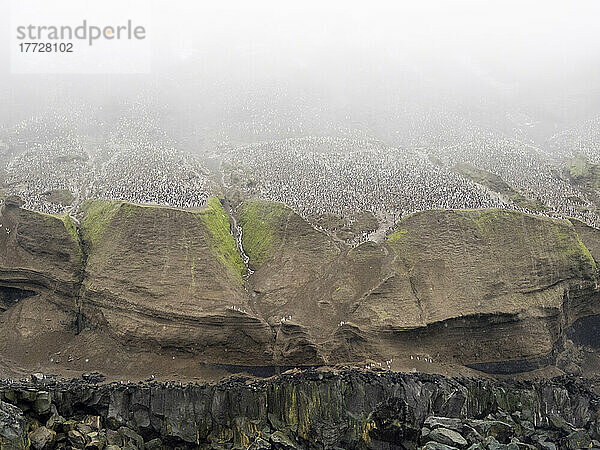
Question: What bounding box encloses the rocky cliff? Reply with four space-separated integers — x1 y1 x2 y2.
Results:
78 198 273 364
2 370 600 449
0 200 83 373
241 203 600 374
364 209 599 373
1 198 600 378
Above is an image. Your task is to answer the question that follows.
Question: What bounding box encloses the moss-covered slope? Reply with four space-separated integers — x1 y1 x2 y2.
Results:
239 200 288 269
79 198 271 362
199 197 246 279
239 200 341 363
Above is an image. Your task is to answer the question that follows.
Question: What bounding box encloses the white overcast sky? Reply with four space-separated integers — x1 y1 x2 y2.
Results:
1 0 599 129
2 0 598 74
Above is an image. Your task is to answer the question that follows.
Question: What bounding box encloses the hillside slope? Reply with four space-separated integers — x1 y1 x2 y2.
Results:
241 202 600 372
1 198 599 378
0 199 83 370
352 209 599 372
78 198 273 363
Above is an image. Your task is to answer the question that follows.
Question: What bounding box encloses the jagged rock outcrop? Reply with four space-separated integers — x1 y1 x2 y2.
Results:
2 370 600 449
3 195 25 208
0 399 28 449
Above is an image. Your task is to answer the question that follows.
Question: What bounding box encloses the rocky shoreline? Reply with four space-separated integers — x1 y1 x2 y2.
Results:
1 369 600 449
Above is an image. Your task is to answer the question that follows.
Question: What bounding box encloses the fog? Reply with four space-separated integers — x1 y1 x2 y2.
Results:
1 0 600 148
3 0 600 233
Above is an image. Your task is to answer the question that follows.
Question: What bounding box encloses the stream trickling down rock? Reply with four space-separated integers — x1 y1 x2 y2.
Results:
221 198 254 276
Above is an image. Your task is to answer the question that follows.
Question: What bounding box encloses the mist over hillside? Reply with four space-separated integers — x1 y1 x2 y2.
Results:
3 2 600 450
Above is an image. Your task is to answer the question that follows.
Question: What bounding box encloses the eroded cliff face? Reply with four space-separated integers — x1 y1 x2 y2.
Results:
0 203 83 370
240 203 600 373
1 198 600 376
359 210 600 372
0 202 82 299
77 198 273 364
2 370 600 449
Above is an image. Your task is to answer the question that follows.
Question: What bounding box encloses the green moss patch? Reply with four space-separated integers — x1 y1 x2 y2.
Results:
80 199 122 249
61 215 79 244
199 196 246 280
239 200 286 268
467 209 512 233
550 221 597 273
387 229 408 244
61 215 84 263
